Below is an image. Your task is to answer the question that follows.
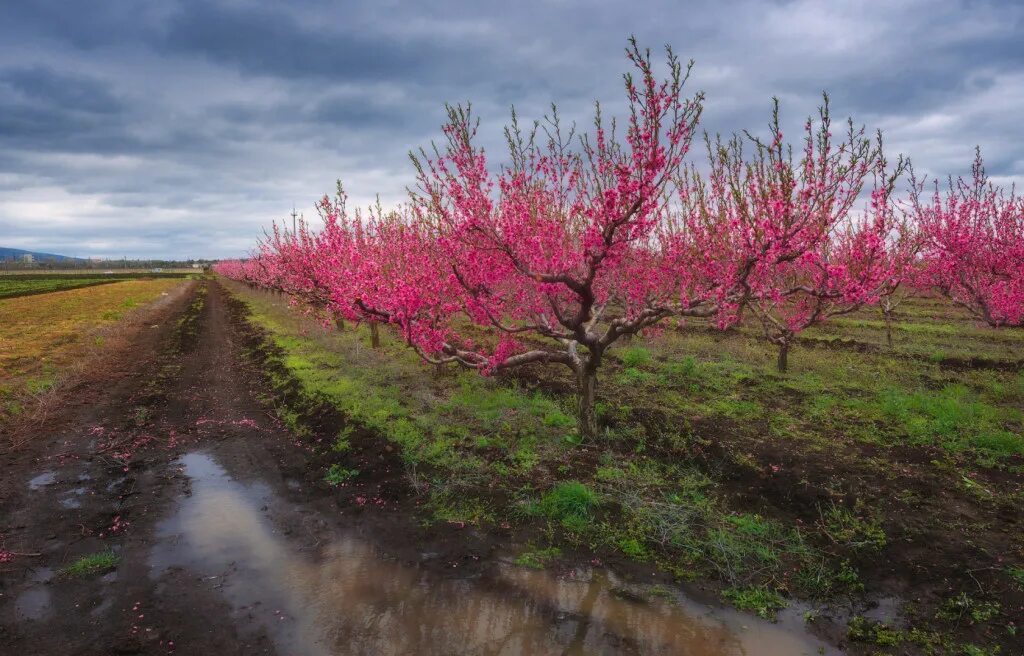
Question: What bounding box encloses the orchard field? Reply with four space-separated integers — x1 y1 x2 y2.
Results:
3 42 1023 656
216 278 1024 655
207 43 1022 655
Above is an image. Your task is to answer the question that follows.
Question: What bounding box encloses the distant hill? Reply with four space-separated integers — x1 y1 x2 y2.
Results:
0 247 85 263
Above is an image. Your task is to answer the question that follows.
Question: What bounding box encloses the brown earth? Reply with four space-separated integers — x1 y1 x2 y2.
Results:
0 280 510 655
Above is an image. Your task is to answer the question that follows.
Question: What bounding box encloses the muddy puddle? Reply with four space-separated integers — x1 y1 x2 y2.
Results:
150 452 839 655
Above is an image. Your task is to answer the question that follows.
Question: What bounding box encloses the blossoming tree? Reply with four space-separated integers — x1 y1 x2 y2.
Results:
399 40 710 438
685 97 905 371
912 150 1024 327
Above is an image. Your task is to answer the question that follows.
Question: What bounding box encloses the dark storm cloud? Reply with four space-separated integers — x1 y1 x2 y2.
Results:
1 66 123 114
0 0 1022 259
0 66 127 151
159 1 467 82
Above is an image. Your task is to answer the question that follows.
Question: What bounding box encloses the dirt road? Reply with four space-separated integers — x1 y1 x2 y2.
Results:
0 280 836 656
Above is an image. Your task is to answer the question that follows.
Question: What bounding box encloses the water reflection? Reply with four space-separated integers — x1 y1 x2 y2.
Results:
13 568 54 622
27 471 57 490
150 453 833 655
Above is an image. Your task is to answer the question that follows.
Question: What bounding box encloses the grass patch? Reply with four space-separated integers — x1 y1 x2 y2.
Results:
1008 566 1024 590
878 384 1023 460
619 345 652 367
822 503 887 551
531 481 599 533
324 464 359 486
61 551 119 577
514 546 561 569
936 592 1001 625
722 586 787 619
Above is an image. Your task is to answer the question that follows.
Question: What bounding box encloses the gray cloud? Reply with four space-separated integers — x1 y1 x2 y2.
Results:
0 0 1022 259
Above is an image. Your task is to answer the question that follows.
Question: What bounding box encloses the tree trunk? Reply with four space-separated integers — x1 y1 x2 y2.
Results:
777 339 790 373
577 366 599 441
333 314 345 332
369 322 381 349
883 308 893 347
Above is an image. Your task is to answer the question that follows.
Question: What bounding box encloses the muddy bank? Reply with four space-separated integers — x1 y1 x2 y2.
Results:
0 280 838 654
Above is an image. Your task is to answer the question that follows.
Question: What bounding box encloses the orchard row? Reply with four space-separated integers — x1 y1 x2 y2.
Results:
216 41 1023 438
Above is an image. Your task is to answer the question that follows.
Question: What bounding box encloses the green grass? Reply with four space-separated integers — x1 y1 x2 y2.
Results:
61 551 119 577
936 593 1001 625
879 384 1024 459
324 463 359 485
531 481 599 533
822 503 887 551
619 345 653 367
722 586 787 619
1008 566 1024 590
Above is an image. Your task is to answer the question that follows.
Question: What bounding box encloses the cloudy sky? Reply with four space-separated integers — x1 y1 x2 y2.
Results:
1 0 1022 259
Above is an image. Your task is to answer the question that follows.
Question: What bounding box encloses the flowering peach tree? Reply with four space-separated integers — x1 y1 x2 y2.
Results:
400 40 713 438
684 97 905 371
913 150 1024 327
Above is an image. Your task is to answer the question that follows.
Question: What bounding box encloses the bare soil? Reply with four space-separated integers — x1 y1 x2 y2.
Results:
0 281 609 654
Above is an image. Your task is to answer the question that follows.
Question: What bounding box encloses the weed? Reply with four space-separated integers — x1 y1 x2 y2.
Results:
795 558 864 598
61 551 119 577
878 384 1020 460
620 346 652 367
132 406 151 426
1007 566 1024 590
616 536 650 561
822 503 886 551
832 559 864 593
514 546 561 569
969 431 1024 458
660 356 700 382
332 426 354 453
847 616 904 647
936 592 1000 625
710 396 761 420
722 586 786 620
534 481 598 533
428 489 493 525
324 464 359 486
542 408 574 429
25 376 56 395
617 367 653 385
